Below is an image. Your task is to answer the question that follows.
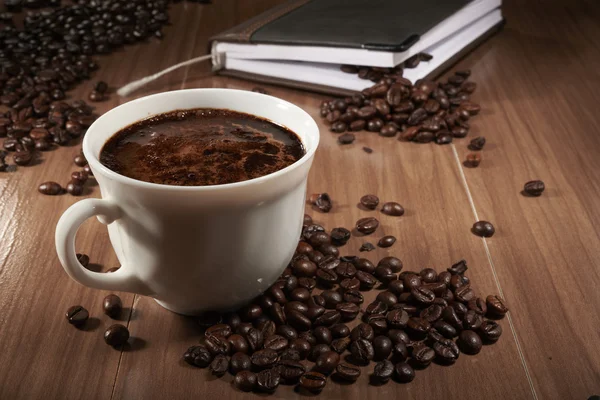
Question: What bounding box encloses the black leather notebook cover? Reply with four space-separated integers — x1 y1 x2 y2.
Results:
213 0 471 51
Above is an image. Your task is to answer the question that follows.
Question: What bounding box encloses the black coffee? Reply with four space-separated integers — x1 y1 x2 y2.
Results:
100 108 305 186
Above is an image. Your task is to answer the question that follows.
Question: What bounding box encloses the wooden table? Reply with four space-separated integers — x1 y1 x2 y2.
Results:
1 0 599 399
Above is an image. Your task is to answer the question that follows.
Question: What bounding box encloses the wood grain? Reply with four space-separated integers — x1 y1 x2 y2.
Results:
0 0 599 399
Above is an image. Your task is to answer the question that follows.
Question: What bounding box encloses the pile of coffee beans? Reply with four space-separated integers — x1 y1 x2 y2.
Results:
340 53 432 83
0 0 176 185
184 215 508 394
322 60 480 147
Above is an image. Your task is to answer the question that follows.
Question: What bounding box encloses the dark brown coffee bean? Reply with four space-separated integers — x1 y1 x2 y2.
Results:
486 295 509 316
331 121 347 133
468 136 486 151
357 106 377 119
104 324 129 347
411 344 435 368
360 194 379 210
379 123 398 137
350 338 374 365
102 294 122 318
472 220 495 237
356 270 377 290
321 290 342 308
330 323 350 338
299 371 327 393
354 258 375 273
356 217 379 235
276 359 306 383
305 305 326 322
334 363 361 382
292 259 317 277
450 274 469 290
264 335 289 353
372 335 393 361
318 256 340 271
276 325 297 341
388 329 410 345
313 193 332 213
458 330 482 355
394 361 415 383
371 359 394 384
350 323 375 342
251 349 279 369
314 310 341 327
342 288 363 303
330 227 351 246
465 153 481 167
314 351 340 375
336 302 360 321
234 370 256 392
13 151 32 166
377 235 396 248
285 301 308 316
388 280 405 296
65 305 88 327
523 180 545 196
245 328 264 352
280 348 301 362
434 320 458 339
381 202 404 216
66 181 84 196
411 287 435 305
376 258 402 274
287 310 312 331
228 334 249 354
336 262 357 279
408 108 428 125
184 345 213 368
451 301 469 318
407 318 431 339
209 354 229 376
349 119 366 131
442 306 463 329
337 132 355 144
330 336 351 353
420 304 443 323
452 126 468 138
434 338 460 364
403 274 422 290
479 320 503 342
205 334 231 356
289 338 311 359
367 118 384 132
256 368 280 393
376 291 398 307
308 343 331 362
76 253 89 267
373 265 395 284
386 308 409 329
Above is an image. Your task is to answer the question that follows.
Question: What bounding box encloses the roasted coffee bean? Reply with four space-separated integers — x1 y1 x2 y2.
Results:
435 132 453 145
307 251 325 264
365 300 388 317
321 290 343 308
184 345 213 368
381 202 404 216
371 359 394 384
12 151 32 166
380 123 398 137
336 302 360 321
314 351 340 375
351 323 375 342
256 368 280 393
350 339 374 365
102 294 122 318
354 258 376 273
360 194 379 210
308 344 331 362
412 344 435 368
336 263 357 280
299 371 327 393
434 320 458 339
451 302 469 318
296 241 313 254
292 259 317 277
308 294 326 307
342 287 363 303
377 235 396 248
356 217 379 234
318 256 340 271
376 291 398 307
372 335 393 361
228 334 249 354
523 180 545 196
330 227 351 246
319 243 340 257
452 126 468 138
251 349 279 369
403 274 422 290
76 253 89 267
264 335 289 353
486 295 509 316
313 193 332 212
289 338 311 359
468 136 486 151
285 301 309 316
392 340 409 362
88 90 105 102
313 326 333 345
331 121 347 133
356 270 377 290
240 304 263 321
65 181 84 196
472 220 495 237
479 320 503 342
357 106 377 119
414 131 434 143
104 324 129 347
314 310 341 327
394 362 415 383
280 348 302 362
330 323 350 338
276 325 297 341
407 318 431 339
367 314 388 334
245 328 264 352
465 153 481 167
277 359 306 383
205 334 231 356
442 306 463 329
411 287 436 305
209 354 229 376
420 304 443 322
298 277 317 291
388 329 410 345
386 309 409 329
305 306 325 321
334 363 361 382
434 338 460 364
374 265 396 284
331 337 351 354
287 310 312 331
388 280 405 296
467 297 487 315
458 330 482 355
234 370 257 391
350 119 367 131
65 305 88 327
316 269 339 288
408 108 428 125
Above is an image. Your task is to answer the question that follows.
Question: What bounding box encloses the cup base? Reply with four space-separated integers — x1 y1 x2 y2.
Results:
154 299 202 316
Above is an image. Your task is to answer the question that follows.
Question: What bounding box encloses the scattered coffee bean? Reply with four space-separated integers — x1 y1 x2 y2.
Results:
104 324 129 347
362 146 373 153
394 362 415 383
360 242 376 252
378 235 396 248
314 351 340 375
523 180 545 196
65 305 88 327
350 338 374 365
469 136 486 151
230 352 251 374
472 220 495 237
38 181 63 195
479 320 503 342
209 354 229 376
277 359 306 383
103 294 122 318
234 370 257 392
184 345 213 368
338 132 355 144
433 338 460 364
486 295 509 317
371 359 394 384
464 153 481 167
256 368 280 393
299 371 327 393
458 330 483 355
334 363 361 382
356 217 379 234
330 227 351 246
360 194 379 210
381 202 404 216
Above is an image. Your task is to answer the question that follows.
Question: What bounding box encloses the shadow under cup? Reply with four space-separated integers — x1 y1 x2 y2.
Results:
68 89 320 315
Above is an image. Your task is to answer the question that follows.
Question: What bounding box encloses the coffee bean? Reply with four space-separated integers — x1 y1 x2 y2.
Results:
330 227 351 246
251 349 279 369
314 310 341 327
276 325 297 341
411 287 435 305
350 338 374 365
13 151 32 166
285 301 308 316
387 280 405 296
228 334 249 355
336 302 360 321
486 295 509 316
334 363 361 382
184 345 213 368
264 335 289 353
298 277 317 292
360 194 379 210
335 262 357 280
308 343 331 363
338 132 356 144
312 193 332 213
209 354 229 376
377 235 396 248
386 308 409 329
321 290 342 308
276 359 306 383
419 304 443 323
245 328 264 352
458 330 482 355
205 334 231 356
372 335 393 361
467 297 487 315
379 123 398 137
472 220 495 237
356 217 379 234
65 305 88 326
289 338 311 359
102 294 122 318
314 351 340 375
299 371 327 393
374 265 396 284
468 136 486 151
356 270 377 290
392 340 409 362
434 320 458 339
479 320 503 342
256 368 280 393
313 327 333 345
403 273 422 290
331 121 347 133
376 291 398 307
407 317 431 339
394 362 415 383
104 324 129 347
66 181 84 196
523 180 545 196
280 349 302 362
234 370 257 392
388 329 410 345
433 338 460 364
412 344 435 368
330 324 350 339
342 288 363 303
353 258 375 273
381 202 404 216
292 259 317 277
371 359 394 384
359 242 376 252
464 153 481 167
350 120 366 131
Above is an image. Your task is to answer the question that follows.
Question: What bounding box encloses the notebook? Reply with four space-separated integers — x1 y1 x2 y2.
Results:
210 0 503 95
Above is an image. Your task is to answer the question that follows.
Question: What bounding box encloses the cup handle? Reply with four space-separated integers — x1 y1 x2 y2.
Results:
55 198 152 295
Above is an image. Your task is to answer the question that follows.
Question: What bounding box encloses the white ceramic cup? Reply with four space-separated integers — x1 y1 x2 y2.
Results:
55 89 319 315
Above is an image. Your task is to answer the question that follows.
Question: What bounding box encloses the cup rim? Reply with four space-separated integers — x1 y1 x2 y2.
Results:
83 89 320 191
